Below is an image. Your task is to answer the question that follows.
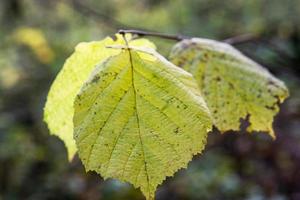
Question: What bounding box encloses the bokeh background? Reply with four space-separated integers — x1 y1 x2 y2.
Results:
1 0 300 199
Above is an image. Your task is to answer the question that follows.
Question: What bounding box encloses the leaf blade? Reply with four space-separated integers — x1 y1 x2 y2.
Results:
44 34 156 160
170 38 289 137
73 47 212 199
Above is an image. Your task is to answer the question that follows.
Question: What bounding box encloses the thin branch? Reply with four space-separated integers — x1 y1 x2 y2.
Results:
118 29 260 45
118 29 189 41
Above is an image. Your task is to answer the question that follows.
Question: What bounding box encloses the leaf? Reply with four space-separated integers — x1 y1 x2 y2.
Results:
73 45 212 200
169 38 289 138
44 34 156 160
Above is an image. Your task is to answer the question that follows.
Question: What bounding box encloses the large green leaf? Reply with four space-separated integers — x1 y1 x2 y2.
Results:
169 38 289 138
44 34 156 160
73 46 212 200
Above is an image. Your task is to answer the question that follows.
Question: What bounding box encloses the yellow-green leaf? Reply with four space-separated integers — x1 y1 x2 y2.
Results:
169 38 289 138
73 46 212 200
44 34 156 160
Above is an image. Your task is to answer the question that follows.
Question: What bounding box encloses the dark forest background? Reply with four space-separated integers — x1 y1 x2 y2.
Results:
1 0 300 199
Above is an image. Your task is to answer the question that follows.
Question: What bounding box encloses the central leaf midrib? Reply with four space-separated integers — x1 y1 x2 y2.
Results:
127 49 151 198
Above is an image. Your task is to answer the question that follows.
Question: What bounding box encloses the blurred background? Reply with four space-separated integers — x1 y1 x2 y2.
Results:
0 0 300 199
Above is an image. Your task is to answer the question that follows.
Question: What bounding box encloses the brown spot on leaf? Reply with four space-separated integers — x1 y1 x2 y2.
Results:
174 127 179 134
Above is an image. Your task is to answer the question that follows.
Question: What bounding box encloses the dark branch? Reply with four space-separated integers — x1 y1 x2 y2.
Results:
118 29 189 41
118 29 260 45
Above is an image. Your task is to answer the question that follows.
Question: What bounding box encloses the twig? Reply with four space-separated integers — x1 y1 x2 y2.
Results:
118 29 260 45
118 29 189 41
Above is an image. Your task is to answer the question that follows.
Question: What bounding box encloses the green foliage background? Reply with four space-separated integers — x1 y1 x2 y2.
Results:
1 0 300 199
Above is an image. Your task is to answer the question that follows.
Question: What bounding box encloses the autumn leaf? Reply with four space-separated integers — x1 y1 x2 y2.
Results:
170 38 289 138
44 34 156 160
73 45 212 199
